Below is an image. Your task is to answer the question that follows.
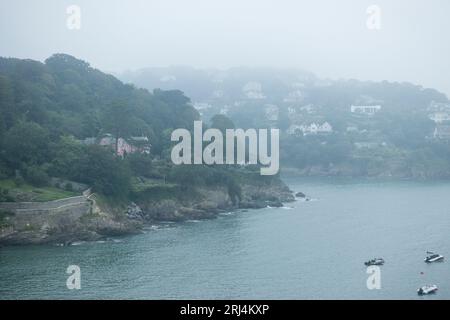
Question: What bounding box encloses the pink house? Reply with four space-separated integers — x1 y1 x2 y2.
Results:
98 134 150 157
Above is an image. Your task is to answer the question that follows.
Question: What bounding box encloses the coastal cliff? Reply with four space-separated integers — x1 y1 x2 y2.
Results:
133 178 294 222
0 178 294 245
0 193 140 245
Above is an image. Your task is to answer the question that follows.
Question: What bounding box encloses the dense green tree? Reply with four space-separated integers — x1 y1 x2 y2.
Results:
0 75 15 132
210 114 235 133
2 121 49 169
126 153 153 178
48 136 86 178
72 145 131 197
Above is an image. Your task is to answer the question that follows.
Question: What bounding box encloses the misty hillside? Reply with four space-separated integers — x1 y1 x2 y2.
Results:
118 66 448 123
119 66 450 178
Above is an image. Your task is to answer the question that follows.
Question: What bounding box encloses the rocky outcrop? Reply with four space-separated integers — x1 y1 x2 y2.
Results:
137 187 233 222
239 181 294 209
136 180 294 222
0 194 141 246
126 202 145 220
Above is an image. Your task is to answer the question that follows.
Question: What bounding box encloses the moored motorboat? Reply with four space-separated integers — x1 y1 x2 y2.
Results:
364 258 385 266
417 285 438 295
424 251 444 263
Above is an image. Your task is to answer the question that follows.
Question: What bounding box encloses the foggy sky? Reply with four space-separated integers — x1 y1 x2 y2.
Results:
1 0 449 97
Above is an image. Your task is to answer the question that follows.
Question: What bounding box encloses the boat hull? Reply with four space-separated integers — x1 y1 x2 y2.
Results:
417 286 438 295
425 256 444 263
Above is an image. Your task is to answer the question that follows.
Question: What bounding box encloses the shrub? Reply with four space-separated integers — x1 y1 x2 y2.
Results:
14 176 25 187
127 153 153 177
65 182 74 192
0 188 14 202
24 165 50 187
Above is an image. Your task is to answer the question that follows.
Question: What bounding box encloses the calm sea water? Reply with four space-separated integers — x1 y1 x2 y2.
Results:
1 178 449 299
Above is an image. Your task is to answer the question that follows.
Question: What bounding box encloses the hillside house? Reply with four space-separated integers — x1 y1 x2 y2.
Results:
300 104 315 114
428 101 450 113
242 82 265 99
433 124 450 140
283 90 304 102
350 105 381 115
429 112 450 123
287 122 333 136
287 107 296 115
265 104 279 121
193 102 212 111
219 105 230 115
83 134 151 157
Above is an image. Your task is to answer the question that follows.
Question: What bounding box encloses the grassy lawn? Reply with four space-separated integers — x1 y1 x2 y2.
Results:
0 179 79 202
130 176 178 193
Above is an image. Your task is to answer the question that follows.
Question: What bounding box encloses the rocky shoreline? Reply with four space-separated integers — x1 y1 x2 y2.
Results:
132 181 294 222
0 180 294 246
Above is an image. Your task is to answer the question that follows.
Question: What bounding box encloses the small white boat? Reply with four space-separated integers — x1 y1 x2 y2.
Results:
364 258 385 266
417 285 438 295
424 251 444 263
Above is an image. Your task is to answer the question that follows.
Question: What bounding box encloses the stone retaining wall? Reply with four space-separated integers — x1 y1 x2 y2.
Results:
0 192 92 215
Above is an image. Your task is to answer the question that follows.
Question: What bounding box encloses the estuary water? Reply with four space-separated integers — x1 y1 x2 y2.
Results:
1 178 449 299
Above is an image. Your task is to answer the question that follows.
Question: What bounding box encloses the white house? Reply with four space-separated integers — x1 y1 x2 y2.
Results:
429 112 450 123
308 123 319 134
350 105 381 115
428 101 450 112
159 75 176 82
287 107 296 115
193 102 212 111
287 122 333 136
219 105 230 115
213 90 224 98
283 90 304 102
433 124 450 139
300 104 315 114
319 122 333 133
96 134 151 157
242 82 265 99
265 104 279 121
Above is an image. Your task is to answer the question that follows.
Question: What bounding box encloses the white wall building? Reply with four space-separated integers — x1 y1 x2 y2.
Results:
319 122 333 133
300 104 315 114
350 105 382 115
219 105 230 115
213 90 224 98
193 102 212 111
265 104 279 121
429 112 450 123
283 90 304 102
242 81 265 99
159 75 176 82
287 122 333 136
433 124 450 139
